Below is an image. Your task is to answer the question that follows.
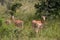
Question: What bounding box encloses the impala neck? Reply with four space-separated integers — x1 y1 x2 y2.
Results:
11 15 15 22
42 16 46 21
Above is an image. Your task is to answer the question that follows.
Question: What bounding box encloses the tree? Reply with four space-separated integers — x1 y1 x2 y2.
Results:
34 0 60 19
4 2 22 16
0 0 5 5
9 3 22 16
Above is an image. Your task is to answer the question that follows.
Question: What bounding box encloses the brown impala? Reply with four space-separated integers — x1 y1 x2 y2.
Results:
11 16 23 28
32 16 46 33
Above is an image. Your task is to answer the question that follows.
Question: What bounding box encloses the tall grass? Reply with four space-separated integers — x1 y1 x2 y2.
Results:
0 17 60 40
0 0 60 40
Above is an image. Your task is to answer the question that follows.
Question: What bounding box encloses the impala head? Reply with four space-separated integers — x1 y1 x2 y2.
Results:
42 15 46 21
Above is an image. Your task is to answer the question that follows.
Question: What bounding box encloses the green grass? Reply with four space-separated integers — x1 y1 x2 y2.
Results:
0 18 60 40
0 0 60 40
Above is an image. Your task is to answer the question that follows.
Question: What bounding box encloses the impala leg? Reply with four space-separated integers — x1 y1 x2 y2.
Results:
21 22 23 29
35 24 40 34
32 23 37 33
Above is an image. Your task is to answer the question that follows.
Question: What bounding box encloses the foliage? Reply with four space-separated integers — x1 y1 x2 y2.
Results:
34 0 60 19
7 3 22 16
0 19 2 26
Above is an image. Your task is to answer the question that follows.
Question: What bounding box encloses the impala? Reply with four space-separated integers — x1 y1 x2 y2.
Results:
32 16 46 33
32 20 43 33
11 16 23 28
